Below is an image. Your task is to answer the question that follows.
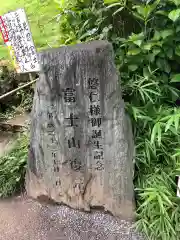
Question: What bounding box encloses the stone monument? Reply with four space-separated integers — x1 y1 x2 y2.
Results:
26 40 135 220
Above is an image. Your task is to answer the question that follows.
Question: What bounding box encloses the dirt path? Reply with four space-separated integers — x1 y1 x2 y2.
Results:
0 131 14 157
0 113 29 156
0 196 144 240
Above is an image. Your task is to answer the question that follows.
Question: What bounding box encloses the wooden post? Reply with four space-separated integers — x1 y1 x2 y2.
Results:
0 78 38 100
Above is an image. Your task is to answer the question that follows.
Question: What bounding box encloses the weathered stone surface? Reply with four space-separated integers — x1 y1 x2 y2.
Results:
26 40 135 220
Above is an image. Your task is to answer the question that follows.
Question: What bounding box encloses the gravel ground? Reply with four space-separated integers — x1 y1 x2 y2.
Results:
0 196 145 240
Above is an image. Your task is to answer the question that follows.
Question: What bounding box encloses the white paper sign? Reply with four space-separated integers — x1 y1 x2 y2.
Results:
0 8 40 73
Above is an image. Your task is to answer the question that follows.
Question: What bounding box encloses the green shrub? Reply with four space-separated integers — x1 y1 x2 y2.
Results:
0 133 28 197
55 0 180 239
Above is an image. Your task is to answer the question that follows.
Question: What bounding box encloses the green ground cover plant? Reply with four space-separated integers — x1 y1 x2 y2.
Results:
0 133 28 197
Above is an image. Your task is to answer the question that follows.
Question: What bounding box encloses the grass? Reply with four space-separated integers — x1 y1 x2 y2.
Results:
0 0 60 60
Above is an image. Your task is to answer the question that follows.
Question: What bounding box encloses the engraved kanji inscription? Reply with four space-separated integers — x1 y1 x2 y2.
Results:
94 150 104 160
89 92 99 103
70 158 82 171
68 137 80 148
44 122 55 132
65 113 79 127
92 130 102 138
47 112 53 120
55 179 61 186
90 105 101 116
90 117 102 127
52 152 57 158
54 166 60 172
95 160 104 171
92 140 103 149
88 78 99 90
63 88 76 103
49 101 57 112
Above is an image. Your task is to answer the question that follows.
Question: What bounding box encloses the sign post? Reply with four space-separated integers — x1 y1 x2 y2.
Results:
0 8 40 73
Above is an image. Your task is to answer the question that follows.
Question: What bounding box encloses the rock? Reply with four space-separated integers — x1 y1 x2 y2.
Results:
26 40 135 220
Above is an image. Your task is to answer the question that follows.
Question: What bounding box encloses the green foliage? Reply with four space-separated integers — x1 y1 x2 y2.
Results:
0 133 28 197
55 0 180 239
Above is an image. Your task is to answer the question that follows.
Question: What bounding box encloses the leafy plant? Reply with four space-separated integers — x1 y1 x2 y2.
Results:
0 133 28 197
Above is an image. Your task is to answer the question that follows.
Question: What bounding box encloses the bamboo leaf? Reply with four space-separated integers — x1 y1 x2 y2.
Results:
157 123 162 145
151 123 159 144
173 150 180 157
165 117 174 132
162 195 173 206
144 88 161 96
105 2 123 8
142 90 154 103
174 115 179 130
113 7 124 16
139 89 146 102
169 126 178 135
